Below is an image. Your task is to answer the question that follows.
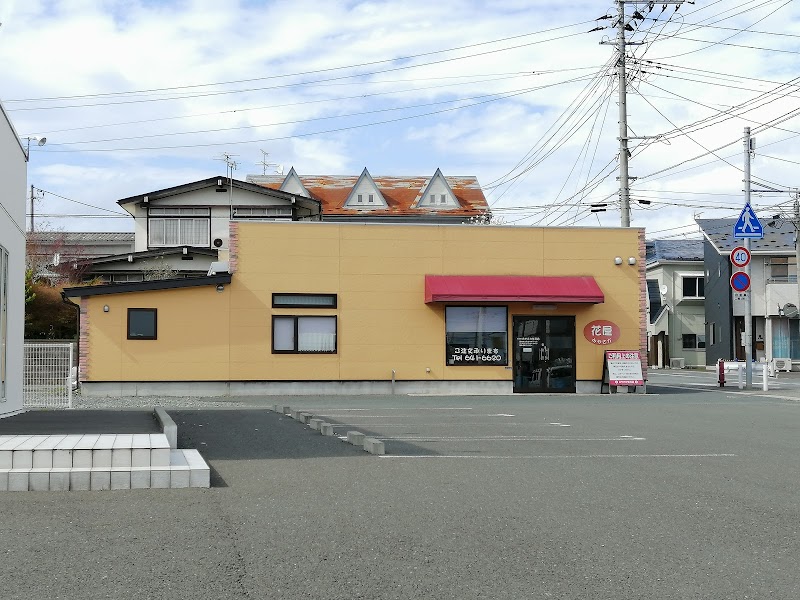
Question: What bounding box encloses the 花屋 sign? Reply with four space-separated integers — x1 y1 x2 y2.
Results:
583 320 621 345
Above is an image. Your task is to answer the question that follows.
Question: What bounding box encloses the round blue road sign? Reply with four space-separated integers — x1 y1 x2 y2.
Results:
730 271 751 292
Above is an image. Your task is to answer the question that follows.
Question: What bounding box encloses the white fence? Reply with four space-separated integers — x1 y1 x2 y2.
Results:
23 342 74 409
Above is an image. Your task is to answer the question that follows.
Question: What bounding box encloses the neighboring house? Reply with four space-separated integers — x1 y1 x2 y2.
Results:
27 231 134 283
248 167 490 223
64 221 646 397
698 218 800 368
0 100 28 417
645 239 706 368
81 176 321 282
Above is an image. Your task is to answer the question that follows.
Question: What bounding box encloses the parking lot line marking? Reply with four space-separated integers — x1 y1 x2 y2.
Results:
377 436 645 442
303 407 474 411
379 453 736 459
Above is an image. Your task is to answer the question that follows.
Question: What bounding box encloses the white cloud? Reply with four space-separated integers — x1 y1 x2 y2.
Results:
0 0 798 234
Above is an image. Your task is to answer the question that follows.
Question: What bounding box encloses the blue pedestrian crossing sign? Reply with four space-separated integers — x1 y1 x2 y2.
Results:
733 203 763 239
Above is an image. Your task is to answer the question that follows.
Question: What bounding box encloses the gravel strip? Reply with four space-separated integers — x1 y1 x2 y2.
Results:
70 391 269 410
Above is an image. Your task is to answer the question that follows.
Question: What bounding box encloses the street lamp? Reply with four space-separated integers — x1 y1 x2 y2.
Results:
23 136 47 231
24 135 46 161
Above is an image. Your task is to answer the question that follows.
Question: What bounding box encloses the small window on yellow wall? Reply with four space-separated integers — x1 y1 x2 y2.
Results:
128 308 157 340
273 315 336 353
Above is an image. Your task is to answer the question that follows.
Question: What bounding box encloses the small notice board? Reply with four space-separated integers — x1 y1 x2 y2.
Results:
602 350 644 393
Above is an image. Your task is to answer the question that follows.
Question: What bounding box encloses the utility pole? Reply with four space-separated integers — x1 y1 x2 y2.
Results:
794 193 800 327
29 184 35 232
601 1 687 226
615 0 631 227
743 127 753 388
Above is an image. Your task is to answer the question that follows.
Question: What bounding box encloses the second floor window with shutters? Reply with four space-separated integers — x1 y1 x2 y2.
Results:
148 207 210 248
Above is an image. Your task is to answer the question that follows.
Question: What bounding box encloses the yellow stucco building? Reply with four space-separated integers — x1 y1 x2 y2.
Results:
65 221 646 396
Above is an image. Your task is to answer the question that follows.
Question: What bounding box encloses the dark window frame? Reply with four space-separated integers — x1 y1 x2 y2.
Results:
127 308 158 340
682 276 705 299
272 315 337 354
272 293 338 309
444 305 509 367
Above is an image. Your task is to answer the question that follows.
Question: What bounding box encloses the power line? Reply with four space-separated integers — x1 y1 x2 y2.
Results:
5 22 596 103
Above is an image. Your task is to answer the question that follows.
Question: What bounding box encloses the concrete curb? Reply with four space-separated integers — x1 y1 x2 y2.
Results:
154 407 177 450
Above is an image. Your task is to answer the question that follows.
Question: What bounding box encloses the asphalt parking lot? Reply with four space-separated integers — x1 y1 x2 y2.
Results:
1 379 799 599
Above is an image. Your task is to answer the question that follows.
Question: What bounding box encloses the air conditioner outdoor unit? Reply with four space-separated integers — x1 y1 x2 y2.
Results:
669 358 685 369
772 358 792 372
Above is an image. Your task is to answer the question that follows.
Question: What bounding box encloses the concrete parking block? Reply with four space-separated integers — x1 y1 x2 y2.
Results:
90 470 111 491
169 451 190 489
150 468 170 489
347 431 366 447
130 468 151 490
131 434 152 467
33 435 66 468
49 470 71 492
309 418 324 430
363 438 385 455
183 449 210 488
8 470 30 492
320 423 334 436
151 447 170 467
93 435 116 469
53 435 83 468
112 434 133 468
29 469 51 491
69 469 91 491
72 434 101 468
111 469 131 490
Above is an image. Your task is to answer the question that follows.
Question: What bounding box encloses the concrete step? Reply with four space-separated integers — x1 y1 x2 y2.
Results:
0 433 171 470
0 440 209 492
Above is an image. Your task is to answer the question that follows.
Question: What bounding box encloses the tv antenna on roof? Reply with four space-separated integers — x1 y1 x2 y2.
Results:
257 150 283 176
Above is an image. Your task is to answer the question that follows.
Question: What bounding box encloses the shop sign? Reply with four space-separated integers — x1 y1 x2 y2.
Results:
583 320 620 345
605 350 644 386
448 346 506 364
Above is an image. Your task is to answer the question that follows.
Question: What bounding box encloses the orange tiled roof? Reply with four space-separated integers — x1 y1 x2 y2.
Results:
252 174 489 217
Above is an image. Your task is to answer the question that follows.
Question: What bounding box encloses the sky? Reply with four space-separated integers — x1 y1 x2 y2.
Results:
1 0 800 239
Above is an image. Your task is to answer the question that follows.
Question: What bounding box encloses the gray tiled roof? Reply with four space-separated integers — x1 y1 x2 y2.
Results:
645 239 704 264
28 232 134 243
697 218 796 254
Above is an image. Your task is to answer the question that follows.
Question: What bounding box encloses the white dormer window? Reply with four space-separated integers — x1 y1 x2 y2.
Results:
416 168 462 210
343 168 388 210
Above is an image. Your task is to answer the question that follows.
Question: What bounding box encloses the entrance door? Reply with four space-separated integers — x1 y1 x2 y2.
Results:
513 316 576 393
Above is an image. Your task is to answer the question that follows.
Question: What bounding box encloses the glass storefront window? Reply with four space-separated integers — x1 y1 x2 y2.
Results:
445 306 507 366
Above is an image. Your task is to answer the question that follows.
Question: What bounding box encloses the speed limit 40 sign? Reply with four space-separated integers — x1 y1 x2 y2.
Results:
730 246 751 268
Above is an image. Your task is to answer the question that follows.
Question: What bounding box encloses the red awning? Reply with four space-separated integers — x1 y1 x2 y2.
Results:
424 275 604 304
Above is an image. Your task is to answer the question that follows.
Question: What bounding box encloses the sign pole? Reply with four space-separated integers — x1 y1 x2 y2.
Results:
744 127 753 389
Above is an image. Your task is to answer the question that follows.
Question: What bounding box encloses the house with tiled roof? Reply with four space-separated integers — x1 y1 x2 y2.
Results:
248 167 490 223
80 169 490 282
698 217 800 369
645 239 705 368
80 176 321 282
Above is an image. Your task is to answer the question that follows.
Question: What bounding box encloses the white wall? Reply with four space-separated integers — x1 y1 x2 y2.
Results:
0 102 27 417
